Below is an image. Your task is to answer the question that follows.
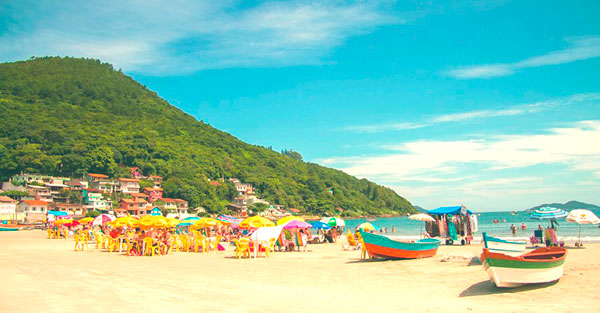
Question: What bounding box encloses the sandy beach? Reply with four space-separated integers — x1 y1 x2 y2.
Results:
1 231 599 313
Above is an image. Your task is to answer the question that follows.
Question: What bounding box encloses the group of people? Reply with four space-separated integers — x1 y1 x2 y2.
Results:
509 222 528 235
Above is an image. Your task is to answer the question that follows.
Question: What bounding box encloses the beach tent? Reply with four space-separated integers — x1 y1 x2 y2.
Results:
426 205 475 245
250 225 285 242
427 206 473 216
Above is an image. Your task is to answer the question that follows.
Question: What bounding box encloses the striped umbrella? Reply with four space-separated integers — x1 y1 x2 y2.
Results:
530 207 568 220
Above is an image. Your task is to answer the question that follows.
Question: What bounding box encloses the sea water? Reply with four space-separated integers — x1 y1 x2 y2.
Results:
331 211 600 243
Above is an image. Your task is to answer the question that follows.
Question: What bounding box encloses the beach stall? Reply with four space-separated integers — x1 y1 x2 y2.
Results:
425 205 478 245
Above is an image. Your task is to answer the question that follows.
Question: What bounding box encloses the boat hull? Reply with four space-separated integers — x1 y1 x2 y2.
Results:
481 247 566 288
482 232 527 256
360 231 440 259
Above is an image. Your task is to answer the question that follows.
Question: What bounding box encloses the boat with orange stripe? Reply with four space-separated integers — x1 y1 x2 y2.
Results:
360 231 441 259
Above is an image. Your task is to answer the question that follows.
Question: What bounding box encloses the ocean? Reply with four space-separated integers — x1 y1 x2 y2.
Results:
331 211 600 243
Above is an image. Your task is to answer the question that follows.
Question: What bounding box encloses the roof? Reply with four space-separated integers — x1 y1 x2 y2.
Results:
0 196 16 203
427 205 473 215
130 193 148 197
160 198 177 202
84 188 102 193
143 187 163 192
65 181 82 186
21 200 48 206
174 199 187 203
118 178 140 182
336 207 344 212
209 181 221 186
87 173 109 178
149 175 162 179
120 198 147 204
288 208 301 213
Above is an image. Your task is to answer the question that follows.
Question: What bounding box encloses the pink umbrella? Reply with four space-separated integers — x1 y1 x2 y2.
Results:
92 214 116 226
283 220 312 229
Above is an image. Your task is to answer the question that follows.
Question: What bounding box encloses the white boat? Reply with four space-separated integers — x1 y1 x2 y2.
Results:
481 247 566 288
482 232 527 256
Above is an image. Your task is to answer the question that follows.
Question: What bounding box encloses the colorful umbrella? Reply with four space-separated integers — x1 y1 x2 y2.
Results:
311 221 331 230
357 222 376 232
78 217 95 224
217 214 241 225
277 216 305 225
409 214 435 238
567 209 600 246
239 216 275 228
92 214 116 226
530 207 568 220
320 217 345 227
166 218 180 227
109 216 137 227
190 218 221 230
282 220 312 229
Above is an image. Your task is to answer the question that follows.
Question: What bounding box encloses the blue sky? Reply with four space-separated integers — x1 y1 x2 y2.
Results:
2 1 600 211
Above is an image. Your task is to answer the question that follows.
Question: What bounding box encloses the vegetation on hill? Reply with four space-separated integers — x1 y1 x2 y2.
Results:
0 57 416 216
528 201 600 213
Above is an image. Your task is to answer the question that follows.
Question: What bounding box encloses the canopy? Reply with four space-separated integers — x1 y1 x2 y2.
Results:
408 213 435 222
217 214 241 225
320 217 345 227
190 218 221 230
427 206 472 216
566 209 600 225
250 225 285 242
138 215 168 228
311 221 331 230
239 216 275 228
78 217 95 224
282 220 312 229
530 207 568 220
48 210 68 216
357 222 376 231
277 216 305 225
166 218 180 227
109 216 138 227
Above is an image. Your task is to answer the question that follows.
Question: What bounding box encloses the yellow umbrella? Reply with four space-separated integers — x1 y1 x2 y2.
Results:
166 218 180 227
277 216 305 225
358 222 377 232
54 218 73 225
78 217 95 224
138 215 168 228
110 216 138 227
239 216 275 228
190 217 220 230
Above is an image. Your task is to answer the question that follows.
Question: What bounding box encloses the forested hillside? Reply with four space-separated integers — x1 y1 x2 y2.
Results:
0 57 415 216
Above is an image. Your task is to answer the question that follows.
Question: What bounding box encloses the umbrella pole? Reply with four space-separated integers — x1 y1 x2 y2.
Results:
578 224 582 248
420 222 423 239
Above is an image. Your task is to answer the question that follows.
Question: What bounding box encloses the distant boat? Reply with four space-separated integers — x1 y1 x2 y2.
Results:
481 247 566 288
360 231 440 259
511 211 518 215
366 218 376 222
482 232 527 256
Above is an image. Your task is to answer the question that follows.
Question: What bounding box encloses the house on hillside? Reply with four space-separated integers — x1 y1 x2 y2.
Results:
130 167 144 179
54 203 87 217
87 173 119 194
143 187 163 202
27 185 52 202
83 189 112 213
149 175 162 188
116 198 149 216
118 178 140 194
17 200 49 222
156 198 187 216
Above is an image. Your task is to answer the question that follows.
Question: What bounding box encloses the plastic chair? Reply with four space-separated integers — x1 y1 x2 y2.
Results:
234 239 250 259
94 232 105 249
212 235 222 251
105 237 117 253
178 235 190 252
143 237 156 256
47 229 57 239
193 234 208 253
265 238 276 258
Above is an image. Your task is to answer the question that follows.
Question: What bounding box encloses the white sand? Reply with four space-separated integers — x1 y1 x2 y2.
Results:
1 231 599 313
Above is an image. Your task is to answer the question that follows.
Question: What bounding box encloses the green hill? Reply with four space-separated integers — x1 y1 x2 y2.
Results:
528 201 600 213
0 57 415 216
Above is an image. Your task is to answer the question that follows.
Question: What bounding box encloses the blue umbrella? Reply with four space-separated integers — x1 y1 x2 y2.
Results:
530 206 568 220
311 221 331 230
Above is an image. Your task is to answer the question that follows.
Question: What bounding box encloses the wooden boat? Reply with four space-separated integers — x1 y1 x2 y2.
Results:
360 231 440 259
482 232 527 256
0 227 19 231
481 247 566 288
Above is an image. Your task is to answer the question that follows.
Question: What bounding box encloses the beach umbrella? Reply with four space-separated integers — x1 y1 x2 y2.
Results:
357 222 376 232
277 216 305 225
190 217 221 230
110 216 138 227
78 217 95 224
92 214 116 226
320 217 345 227
239 216 275 228
217 214 241 226
530 207 568 220
282 220 312 229
566 209 600 246
311 221 331 230
166 218 180 228
181 216 201 222
138 215 168 228
409 213 435 239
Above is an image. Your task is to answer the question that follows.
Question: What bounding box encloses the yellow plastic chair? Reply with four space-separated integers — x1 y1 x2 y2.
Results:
178 235 191 252
233 239 250 259
193 234 208 253
347 230 357 247
212 235 222 251
47 229 56 239
74 233 89 252
265 238 276 258
143 237 157 256
94 232 105 249
105 237 117 253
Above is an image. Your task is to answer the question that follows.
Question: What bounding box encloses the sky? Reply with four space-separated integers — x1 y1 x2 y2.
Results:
2 1 600 211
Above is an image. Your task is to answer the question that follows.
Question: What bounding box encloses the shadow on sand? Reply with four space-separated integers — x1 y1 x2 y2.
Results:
459 280 558 297
345 258 391 264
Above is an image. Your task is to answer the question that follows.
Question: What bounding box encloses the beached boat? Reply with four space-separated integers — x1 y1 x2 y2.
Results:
482 232 527 256
481 247 566 288
360 231 441 259
0 227 19 231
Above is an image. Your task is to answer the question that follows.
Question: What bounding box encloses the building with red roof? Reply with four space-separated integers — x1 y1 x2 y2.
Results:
17 200 49 222
118 178 141 194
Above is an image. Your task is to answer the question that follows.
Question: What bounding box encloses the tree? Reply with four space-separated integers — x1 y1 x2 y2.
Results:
281 149 303 161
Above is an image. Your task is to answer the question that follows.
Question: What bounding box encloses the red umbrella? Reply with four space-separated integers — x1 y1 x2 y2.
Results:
92 214 116 226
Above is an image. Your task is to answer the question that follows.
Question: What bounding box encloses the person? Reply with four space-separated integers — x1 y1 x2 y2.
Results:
538 224 543 231
510 224 517 236
392 226 395 233
521 222 527 230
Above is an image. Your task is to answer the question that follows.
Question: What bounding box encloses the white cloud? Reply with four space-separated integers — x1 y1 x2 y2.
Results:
343 93 600 133
445 36 600 79
0 1 402 75
326 120 600 182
